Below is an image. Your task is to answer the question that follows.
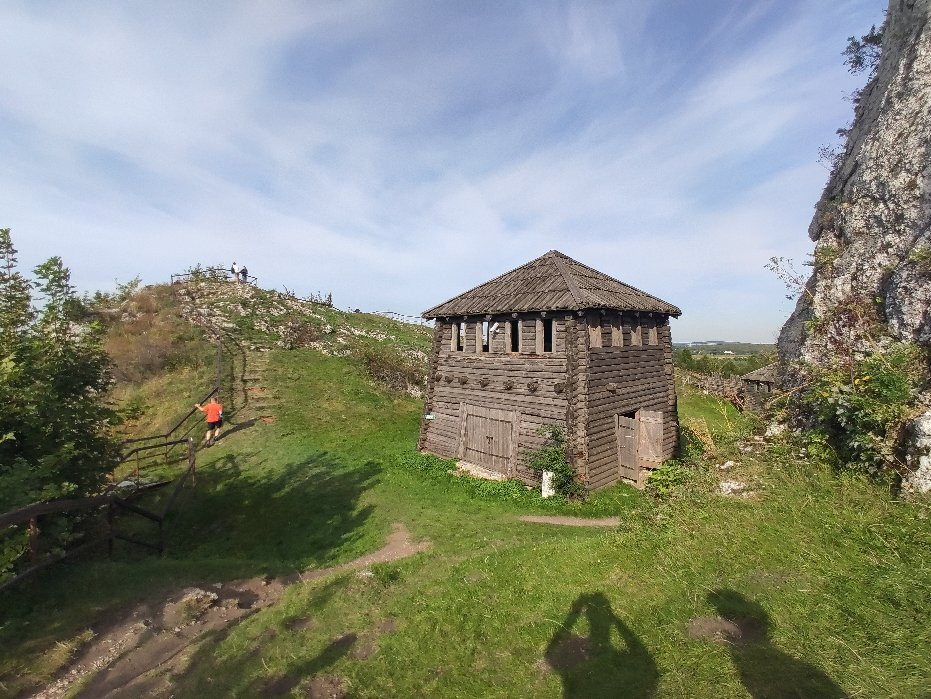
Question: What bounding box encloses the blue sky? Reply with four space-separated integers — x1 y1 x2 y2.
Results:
1 0 886 342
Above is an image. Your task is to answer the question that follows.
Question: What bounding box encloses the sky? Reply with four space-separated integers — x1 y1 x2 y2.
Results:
0 0 887 343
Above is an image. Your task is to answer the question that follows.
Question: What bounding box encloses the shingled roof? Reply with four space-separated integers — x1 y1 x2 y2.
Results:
422 250 681 319
741 364 777 383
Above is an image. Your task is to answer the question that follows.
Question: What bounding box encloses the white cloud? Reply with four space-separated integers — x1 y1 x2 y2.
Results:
0 0 885 342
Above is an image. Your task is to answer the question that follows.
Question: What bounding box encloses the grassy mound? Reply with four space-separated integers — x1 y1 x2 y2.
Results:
1 345 929 697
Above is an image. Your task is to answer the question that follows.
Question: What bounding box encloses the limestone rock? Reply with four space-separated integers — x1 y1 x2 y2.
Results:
904 410 931 493
779 0 931 365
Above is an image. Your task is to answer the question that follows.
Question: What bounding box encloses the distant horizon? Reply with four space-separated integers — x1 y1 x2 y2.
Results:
3 0 886 346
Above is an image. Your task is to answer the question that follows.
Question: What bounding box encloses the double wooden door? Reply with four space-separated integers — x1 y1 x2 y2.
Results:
458 404 516 476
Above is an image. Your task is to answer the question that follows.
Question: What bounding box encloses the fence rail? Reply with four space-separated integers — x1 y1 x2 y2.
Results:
119 387 219 473
371 310 434 327
0 441 196 593
170 267 257 285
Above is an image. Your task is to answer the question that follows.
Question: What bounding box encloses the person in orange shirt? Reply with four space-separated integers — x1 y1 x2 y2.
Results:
195 396 223 446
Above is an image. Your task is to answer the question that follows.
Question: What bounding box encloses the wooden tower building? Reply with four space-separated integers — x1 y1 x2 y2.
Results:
418 250 681 490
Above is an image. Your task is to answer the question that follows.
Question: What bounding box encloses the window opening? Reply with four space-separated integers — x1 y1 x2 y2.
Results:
481 321 490 353
543 319 553 353
457 322 465 352
510 320 520 352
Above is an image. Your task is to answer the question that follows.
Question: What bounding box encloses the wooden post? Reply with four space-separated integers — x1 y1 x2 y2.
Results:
28 516 39 563
107 502 114 557
215 339 223 398
188 438 196 488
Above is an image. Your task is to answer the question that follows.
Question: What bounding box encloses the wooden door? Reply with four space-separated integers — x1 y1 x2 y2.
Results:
459 404 515 475
615 413 638 481
637 410 664 469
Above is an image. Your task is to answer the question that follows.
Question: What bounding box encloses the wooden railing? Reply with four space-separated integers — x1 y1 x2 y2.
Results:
119 386 219 473
170 267 258 285
371 310 434 327
0 440 197 593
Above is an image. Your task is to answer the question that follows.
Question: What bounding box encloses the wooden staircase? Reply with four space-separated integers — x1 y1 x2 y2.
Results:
243 350 276 423
172 278 276 425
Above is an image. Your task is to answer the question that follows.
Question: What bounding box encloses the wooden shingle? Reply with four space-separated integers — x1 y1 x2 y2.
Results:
422 250 681 318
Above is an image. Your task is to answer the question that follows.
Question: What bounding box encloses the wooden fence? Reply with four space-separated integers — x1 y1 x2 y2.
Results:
170 267 258 285
119 386 219 473
371 310 434 327
0 440 197 593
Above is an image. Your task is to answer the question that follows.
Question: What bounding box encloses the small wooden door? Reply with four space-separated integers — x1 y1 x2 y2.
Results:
615 413 639 481
637 410 664 469
458 405 516 475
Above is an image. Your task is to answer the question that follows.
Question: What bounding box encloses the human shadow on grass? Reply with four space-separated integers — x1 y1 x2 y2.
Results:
707 589 848 699
248 631 358 697
545 592 658 698
211 417 258 442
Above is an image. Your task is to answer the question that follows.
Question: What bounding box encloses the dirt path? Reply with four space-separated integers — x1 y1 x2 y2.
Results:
34 523 429 699
518 515 620 527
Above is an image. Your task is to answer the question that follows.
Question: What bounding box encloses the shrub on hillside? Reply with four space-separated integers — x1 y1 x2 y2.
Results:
98 285 211 383
355 344 426 393
800 342 927 477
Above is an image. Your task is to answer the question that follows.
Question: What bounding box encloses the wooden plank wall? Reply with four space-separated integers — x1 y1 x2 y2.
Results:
419 311 678 490
418 322 445 451
419 314 570 485
583 312 678 490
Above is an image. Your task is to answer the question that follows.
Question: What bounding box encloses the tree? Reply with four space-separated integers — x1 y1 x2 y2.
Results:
843 24 883 77
0 230 118 512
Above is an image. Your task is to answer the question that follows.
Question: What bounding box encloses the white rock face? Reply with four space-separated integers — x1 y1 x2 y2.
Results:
778 1 931 486
779 0 931 363
904 411 931 493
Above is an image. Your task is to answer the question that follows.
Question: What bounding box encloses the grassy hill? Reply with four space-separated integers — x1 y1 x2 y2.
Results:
1 284 929 697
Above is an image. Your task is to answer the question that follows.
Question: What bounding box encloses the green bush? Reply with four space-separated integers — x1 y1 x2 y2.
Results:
801 343 926 476
525 425 582 499
354 344 426 393
0 229 120 582
646 461 690 498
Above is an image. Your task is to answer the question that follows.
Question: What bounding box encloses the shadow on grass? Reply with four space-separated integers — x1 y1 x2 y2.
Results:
708 589 848 698
212 417 259 442
545 592 658 698
159 450 380 568
0 451 381 695
175 577 352 696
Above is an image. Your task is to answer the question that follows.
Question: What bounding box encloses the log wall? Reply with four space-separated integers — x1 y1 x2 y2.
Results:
419 313 571 485
420 311 678 491
583 313 678 490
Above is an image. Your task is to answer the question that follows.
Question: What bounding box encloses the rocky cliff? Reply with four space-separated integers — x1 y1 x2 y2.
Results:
779 0 931 364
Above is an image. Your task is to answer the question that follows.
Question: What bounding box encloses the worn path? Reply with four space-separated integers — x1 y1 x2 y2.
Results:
518 515 620 527
34 523 429 699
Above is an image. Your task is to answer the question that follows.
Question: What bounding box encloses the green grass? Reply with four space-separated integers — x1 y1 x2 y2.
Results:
1 348 930 697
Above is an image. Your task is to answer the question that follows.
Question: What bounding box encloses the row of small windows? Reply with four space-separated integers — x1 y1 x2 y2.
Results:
448 315 660 354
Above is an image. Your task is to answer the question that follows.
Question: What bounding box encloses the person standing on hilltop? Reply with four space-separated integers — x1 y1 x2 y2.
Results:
240 265 249 284
230 261 240 283
195 396 223 446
